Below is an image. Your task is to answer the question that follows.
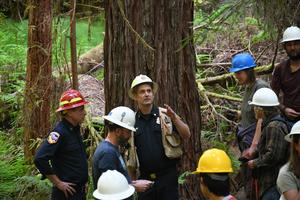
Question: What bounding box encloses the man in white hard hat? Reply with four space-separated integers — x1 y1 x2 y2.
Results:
93 170 135 200
271 26 300 128
128 74 191 200
246 88 290 200
92 106 153 198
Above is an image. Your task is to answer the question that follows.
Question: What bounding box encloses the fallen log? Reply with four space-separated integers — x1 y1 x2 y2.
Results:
206 91 242 102
197 62 231 68
197 81 237 127
199 64 275 85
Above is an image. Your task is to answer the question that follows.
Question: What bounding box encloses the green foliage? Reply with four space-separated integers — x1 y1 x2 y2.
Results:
196 53 212 64
52 15 105 67
178 171 193 185
0 13 105 198
94 68 104 80
0 18 27 67
0 132 26 198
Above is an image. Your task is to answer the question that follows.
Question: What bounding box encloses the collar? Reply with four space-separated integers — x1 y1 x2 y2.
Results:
62 118 80 131
136 105 159 119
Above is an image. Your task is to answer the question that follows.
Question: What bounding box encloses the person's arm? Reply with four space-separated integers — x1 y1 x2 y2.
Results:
34 132 77 198
271 64 286 110
243 118 263 159
163 104 191 139
283 190 300 200
250 124 288 168
46 175 76 198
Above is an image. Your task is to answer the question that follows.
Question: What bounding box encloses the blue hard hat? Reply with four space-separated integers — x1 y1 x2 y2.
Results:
230 53 256 73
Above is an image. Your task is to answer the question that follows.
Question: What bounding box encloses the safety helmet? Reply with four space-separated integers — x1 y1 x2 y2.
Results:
248 88 279 107
285 120 300 142
229 53 256 73
193 148 233 174
103 106 136 132
281 26 300 43
93 170 135 200
56 89 89 112
128 74 158 99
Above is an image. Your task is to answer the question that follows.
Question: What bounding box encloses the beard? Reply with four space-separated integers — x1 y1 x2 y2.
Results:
287 51 300 61
118 136 129 147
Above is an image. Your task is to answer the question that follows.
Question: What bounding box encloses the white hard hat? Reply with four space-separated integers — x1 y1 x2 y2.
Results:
281 26 300 43
103 106 136 132
128 74 158 99
93 170 135 200
285 120 300 142
248 88 279 106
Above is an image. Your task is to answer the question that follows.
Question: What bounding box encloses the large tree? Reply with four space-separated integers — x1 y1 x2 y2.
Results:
104 0 202 198
23 0 52 160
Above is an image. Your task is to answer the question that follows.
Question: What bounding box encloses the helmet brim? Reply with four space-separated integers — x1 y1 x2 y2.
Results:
128 82 158 99
229 65 256 73
56 101 89 112
281 38 300 43
93 185 135 200
248 101 279 106
103 115 136 132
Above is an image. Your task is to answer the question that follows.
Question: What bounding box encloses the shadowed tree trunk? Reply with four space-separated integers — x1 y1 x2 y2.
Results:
23 0 52 161
70 0 79 90
104 0 202 199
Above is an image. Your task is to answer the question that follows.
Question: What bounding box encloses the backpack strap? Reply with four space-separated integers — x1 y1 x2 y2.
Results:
158 107 173 135
263 115 290 133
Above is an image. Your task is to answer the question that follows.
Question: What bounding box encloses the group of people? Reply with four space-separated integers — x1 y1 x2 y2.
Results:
232 26 300 200
33 25 300 200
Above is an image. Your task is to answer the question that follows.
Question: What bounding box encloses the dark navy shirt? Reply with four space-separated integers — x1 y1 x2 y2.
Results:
134 106 178 175
92 140 131 190
34 119 88 186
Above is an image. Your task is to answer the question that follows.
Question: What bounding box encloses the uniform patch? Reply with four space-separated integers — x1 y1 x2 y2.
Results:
47 132 60 144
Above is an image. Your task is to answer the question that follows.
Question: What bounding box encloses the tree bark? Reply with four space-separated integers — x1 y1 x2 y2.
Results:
104 0 202 199
24 0 52 161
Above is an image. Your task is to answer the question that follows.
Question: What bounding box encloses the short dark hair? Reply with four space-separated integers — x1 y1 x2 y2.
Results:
106 122 123 132
201 173 230 197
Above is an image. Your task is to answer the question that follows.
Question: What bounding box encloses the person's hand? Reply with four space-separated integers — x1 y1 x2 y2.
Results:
132 179 154 192
242 146 256 159
247 160 255 169
56 181 76 198
284 107 300 119
163 104 177 121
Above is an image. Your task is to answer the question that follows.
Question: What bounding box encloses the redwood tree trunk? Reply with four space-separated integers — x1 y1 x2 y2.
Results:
24 0 52 161
104 0 202 199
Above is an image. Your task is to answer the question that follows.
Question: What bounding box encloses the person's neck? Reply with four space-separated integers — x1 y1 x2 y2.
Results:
64 117 79 127
138 104 153 115
105 132 118 146
290 59 300 72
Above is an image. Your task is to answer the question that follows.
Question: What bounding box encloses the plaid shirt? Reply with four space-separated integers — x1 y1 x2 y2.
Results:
252 115 289 198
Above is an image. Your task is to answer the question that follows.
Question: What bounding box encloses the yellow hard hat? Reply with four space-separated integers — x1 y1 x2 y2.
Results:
193 148 233 174
128 74 158 99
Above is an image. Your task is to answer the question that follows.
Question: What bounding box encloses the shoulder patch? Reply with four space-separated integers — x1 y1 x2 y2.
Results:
47 132 60 144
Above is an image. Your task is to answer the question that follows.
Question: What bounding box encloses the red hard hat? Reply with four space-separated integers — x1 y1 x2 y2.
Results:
56 89 89 112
